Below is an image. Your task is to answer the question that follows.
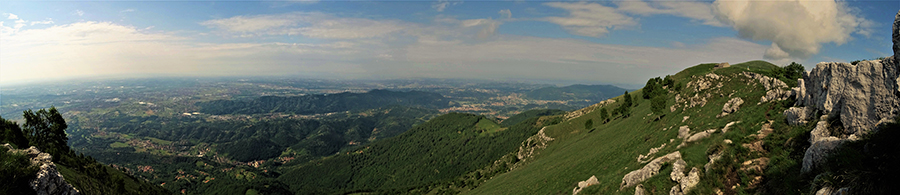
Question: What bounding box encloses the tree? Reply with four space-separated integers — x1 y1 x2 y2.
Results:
584 119 593 130
650 95 667 118
623 91 633 107
617 91 632 118
0 116 29 149
785 62 805 80
642 78 661 99
599 108 609 123
22 107 69 156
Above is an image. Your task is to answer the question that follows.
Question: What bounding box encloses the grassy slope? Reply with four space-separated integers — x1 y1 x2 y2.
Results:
469 61 804 194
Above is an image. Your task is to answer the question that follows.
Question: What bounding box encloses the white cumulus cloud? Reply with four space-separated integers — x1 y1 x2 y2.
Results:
6 13 18 20
714 0 872 59
543 2 636 37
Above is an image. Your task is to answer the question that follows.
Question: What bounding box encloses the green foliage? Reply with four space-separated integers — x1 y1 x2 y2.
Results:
642 77 664 99
0 116 29 149
784 62 805 80
198 89 450 115
0 147 38 195
650 95 667 116
623 91 633 107
22 107 69 157
500 109 566 127
279 113 545 194
584 119 594 130
599 108 609 123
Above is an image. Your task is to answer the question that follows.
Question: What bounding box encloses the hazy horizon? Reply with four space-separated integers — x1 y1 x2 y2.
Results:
2 0 897 86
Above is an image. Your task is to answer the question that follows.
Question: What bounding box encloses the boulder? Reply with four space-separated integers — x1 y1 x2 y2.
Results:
802 137 844 173
677 126 690 139
686 129 717 143
722 121 740 133
717 97 744 117
621 151 681 189
572 175 599 195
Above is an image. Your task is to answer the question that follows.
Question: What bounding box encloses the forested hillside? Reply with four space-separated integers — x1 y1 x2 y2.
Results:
197 89 451 115
279 112 554 194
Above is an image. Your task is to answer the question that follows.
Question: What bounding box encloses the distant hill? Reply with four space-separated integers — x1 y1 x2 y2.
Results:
524 84 627 103
197 89 451 115
500 109 566 127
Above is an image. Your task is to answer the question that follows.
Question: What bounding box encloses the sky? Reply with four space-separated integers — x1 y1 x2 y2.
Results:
1 0 898 88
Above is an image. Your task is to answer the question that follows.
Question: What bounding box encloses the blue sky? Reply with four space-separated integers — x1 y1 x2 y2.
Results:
1 0 897 87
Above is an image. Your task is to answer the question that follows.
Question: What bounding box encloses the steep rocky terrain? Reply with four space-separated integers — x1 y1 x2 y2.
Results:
2 144 80 195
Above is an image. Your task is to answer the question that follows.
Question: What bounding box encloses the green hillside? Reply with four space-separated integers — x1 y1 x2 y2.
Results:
469 60 813 194
278 112 552 194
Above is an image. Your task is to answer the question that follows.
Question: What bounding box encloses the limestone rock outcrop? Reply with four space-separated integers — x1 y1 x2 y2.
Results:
790 12 900 173
794 58 900 136
743 72 792 104
669 167 700 195
717 97 744 117
2 144 80 195
516 127 554 161
621 151 681 189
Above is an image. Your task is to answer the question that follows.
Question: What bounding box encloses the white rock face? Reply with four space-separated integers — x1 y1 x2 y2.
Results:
796 58 900 136
792 13 900 174
1 144 80 195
